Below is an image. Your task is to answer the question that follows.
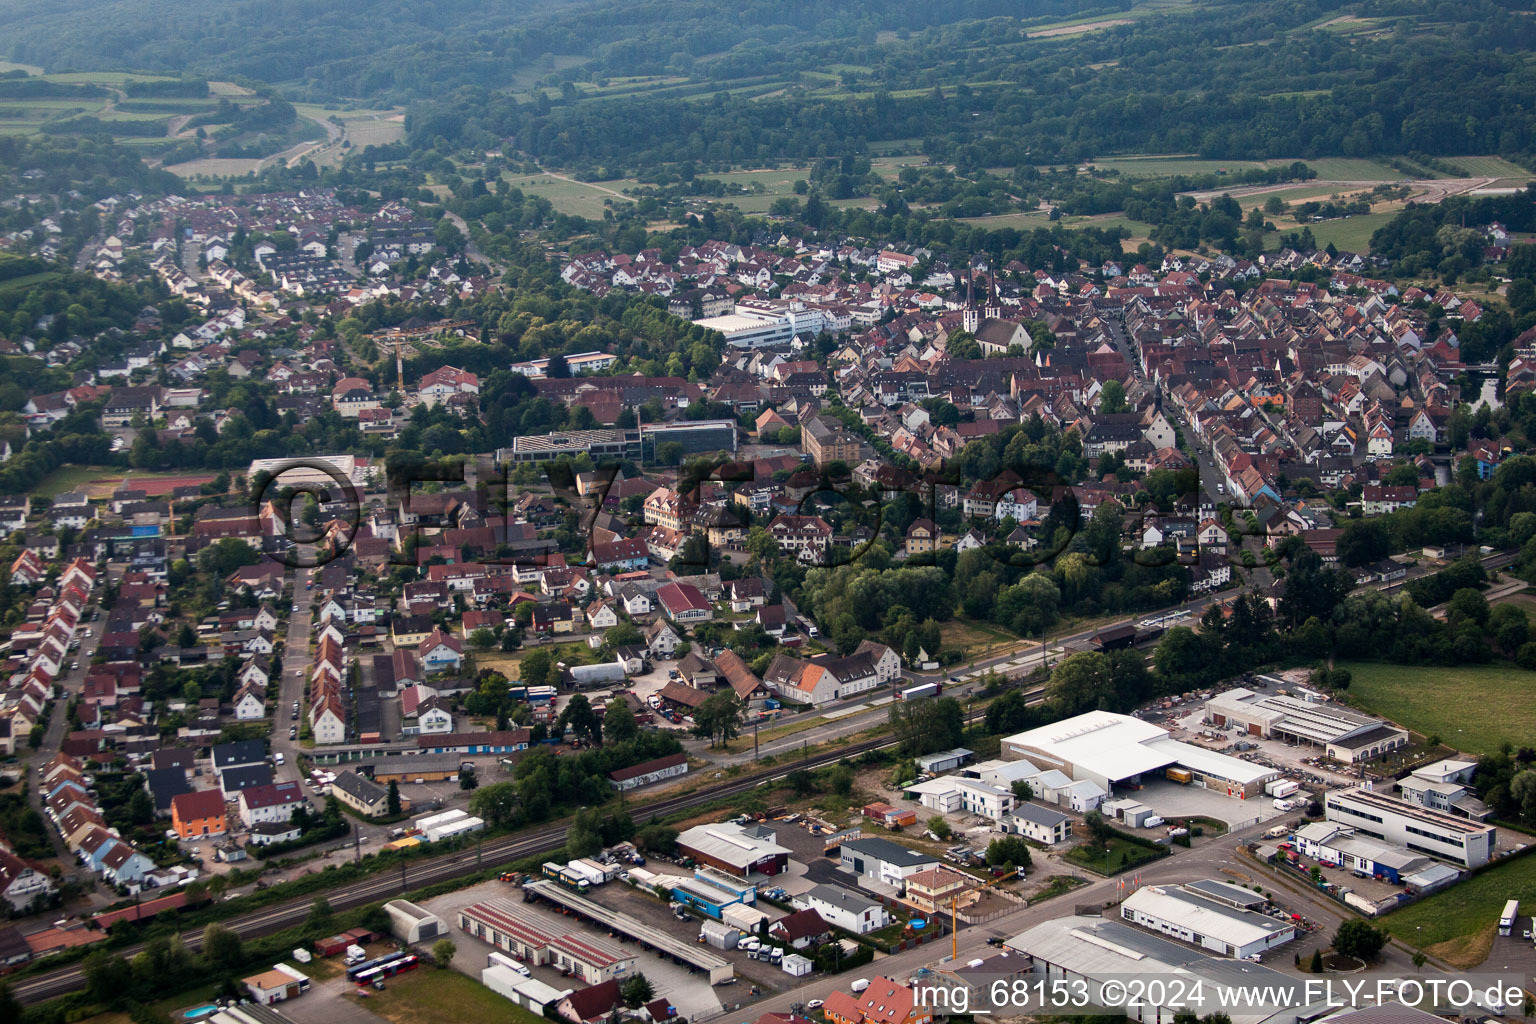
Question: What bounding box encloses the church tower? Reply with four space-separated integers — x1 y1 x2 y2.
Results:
962 264 978 334
984 271 1001 321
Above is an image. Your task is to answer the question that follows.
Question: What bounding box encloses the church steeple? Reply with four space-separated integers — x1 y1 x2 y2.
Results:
962 260 978 334
984 271 1001 321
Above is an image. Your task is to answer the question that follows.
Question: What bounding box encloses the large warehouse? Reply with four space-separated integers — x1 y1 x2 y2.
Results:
1120 884 1296 959
1002 710 1277 798
677 822 791 878
1204 687 1409 763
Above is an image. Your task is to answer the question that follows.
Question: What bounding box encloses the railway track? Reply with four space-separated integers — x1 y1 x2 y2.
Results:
11 735 892 1005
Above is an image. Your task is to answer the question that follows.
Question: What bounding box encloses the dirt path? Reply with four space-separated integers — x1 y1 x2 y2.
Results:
1029 18 1133 37
536 168 634 202
1179 176 1499 205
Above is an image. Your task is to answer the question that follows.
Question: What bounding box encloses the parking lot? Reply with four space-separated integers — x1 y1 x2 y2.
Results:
1129 778 1285 829
580 870 802 994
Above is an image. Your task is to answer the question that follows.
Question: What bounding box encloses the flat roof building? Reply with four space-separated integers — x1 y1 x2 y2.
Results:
1003 710 1277 798
1120 884 1297 959
1006 916 1328 1024
1205 688 1408 764
1325 787 1496 868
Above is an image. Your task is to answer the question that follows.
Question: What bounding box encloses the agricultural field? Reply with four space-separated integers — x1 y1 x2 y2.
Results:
1343 661 1536 757
1444 155 1533 181
1383 853 1536 968
504 173 635 219
1090 154 1406 181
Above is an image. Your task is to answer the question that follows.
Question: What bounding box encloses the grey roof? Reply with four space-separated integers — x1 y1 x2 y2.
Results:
1185 878 1266 908
1010 802 1069 827
332 770 388 804
143 768 192 811
219 764 273 792
212 739 266 769
840 836 938 869
805 883 883 914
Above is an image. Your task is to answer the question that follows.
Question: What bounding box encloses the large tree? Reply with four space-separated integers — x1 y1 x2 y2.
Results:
1046 652 1115 716
692 692 744 748
604 698 639 743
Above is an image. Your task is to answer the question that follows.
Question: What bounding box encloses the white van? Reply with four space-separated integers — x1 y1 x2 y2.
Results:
1143 815 1165 828
274 753 285 766
1273 798 1293 811
851 979 871 994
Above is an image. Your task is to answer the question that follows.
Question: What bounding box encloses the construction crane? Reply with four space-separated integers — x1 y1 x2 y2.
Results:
951 867 1020 961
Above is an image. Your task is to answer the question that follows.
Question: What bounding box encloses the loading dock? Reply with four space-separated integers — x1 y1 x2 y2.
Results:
522 880 734 985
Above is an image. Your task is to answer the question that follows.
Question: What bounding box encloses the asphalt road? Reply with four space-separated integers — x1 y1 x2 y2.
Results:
8 734 897 1005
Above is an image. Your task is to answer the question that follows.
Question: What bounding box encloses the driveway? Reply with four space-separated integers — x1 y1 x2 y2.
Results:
1132 778 1282 828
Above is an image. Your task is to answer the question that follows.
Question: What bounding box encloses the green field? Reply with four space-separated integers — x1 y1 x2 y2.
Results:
1091 154 1406 181
1443 155 1533 179
1344 661 1536 756
344 956 544 1024
502 173 634 218
1383 853 1536 967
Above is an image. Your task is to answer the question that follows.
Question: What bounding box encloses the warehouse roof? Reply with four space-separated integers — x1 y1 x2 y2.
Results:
678 822 789 868
1122 885 1294 948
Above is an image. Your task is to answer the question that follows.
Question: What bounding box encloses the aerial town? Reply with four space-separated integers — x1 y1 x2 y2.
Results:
1 3 1536 1024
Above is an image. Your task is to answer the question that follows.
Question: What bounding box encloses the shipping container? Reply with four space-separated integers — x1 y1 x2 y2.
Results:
1165 768 1192 784
901 682 940 701
1265 779 1300 798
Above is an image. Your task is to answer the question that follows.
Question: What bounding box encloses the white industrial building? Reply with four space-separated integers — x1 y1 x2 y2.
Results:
1003 710 1278 798
1006 916 1328 1024
1002 802 1073 845
483 954 571 1015
838 836 940 888
797 884 891 934
1324 788 1496 868
1120 884 1297 959
414 808 485 842
1396 759 1488 820
1205 687 1408 763
1290 822 1439 885
904 776 1014 820
693 311 794 349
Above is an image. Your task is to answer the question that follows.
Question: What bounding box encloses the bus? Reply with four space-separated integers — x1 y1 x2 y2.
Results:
1499 899 1519 936
347 951 417 983
351 953 419 986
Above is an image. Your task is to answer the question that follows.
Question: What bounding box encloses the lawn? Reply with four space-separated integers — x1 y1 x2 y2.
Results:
1090 154 1405 181
31 464 218 499
1063 837 1166 875
1382 853 1536 967
346 963 546 1024
502 173 634 219
1344 661 1536 756
1446 155 1533 179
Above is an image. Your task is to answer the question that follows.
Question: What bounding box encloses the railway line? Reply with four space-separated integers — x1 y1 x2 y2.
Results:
11 735 892 1005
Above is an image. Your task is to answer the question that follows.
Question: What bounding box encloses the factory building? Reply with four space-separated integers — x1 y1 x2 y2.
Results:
1204 687 1408 763
1002 710 1277 799
1120 884 1297 959
676 821 791 878
1324 788 1496 868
